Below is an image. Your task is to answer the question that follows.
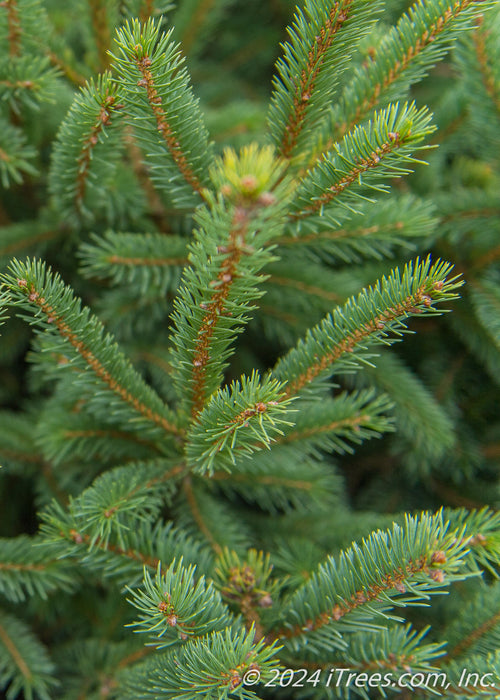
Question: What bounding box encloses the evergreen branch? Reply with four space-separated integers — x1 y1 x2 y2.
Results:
434 188 500 245
53 639 152 700
266 271 342 304
442 652 500 697
182 477 224 554
268 0 383 161
349 350 456 470
68 460 185 548
45 47 86 86
275 389 394 455
185 372 294 475
0 610 56 700
79 231 188 294
40 503 214 587
211 445 342 514
112 18 213 205
280 0 353 158
186 207 256 419
0 77 34 89
444 507 500 575
255 260 366 346
2 258 184 439
123 122 170 221
276 195 437 262
351 625 445 675
0 536 75 602
179 478 252 553
1 0 81 89
170 145 291 418
471 13 500 114
214 549 280 641
0 55 59 112
35 405 164 467
0 1 498 692
126 561 234 648
0 410 41 472
88 286 174 343
272 257 462 399
0 219 63 268
274 512 473 651
213 464 323 496
0 447 43 469
291 102 434 219
449 302 500 389
134 346 176 404
470 275 500 347
73 84 120 213
121 627 279 699
75 525 175 577
451 6 500 157
323 0 496 145
131 61 200 194
0 0 60 58
0 116 37 187
48 72 125 221
172 0 235 58
444 582 500 661
286 624 444 676
0 286 8 332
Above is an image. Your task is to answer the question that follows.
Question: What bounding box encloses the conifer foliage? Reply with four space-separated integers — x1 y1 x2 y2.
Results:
0 0 499 698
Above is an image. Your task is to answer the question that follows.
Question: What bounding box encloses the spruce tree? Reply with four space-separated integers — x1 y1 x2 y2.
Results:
0 1 499 698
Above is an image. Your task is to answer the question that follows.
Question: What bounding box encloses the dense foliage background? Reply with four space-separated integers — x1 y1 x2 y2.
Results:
0 0 499 698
